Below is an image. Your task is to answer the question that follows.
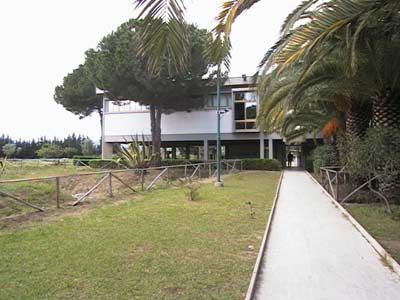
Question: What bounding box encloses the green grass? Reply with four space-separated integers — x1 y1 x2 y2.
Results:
346 203 400 263
0 171 280 300
0 162 90 180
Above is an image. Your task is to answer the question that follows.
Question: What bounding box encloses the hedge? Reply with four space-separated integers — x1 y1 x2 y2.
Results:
241 158 282 171
161 159 203 166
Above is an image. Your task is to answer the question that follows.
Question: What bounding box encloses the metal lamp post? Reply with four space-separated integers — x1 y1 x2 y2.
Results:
215 63 224 187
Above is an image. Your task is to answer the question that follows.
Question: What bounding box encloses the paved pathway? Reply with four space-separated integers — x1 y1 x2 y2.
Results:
254 170 400 300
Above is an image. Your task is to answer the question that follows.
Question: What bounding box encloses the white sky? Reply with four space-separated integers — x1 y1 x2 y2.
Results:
0 0 299 142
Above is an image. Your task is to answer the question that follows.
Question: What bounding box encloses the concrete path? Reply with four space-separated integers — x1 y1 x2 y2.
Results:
254 170 400 300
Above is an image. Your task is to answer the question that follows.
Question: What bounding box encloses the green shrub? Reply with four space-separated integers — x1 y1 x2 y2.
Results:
338 128 400 180
37 144 65 158
311 144 337 173
241 159 281 171
88 159 122 169
72 155 101 166
305 157 314 173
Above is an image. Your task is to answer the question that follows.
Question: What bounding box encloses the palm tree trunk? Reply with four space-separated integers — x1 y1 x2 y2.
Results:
372 92 400 203
346 100 371 137
373 93 400 129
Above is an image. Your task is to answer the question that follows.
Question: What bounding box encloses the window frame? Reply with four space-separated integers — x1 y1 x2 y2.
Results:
232 88 259 132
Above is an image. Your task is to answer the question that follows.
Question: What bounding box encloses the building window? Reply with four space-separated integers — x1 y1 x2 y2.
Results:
206 93 230 108
106 100 149 113
234 91 257 130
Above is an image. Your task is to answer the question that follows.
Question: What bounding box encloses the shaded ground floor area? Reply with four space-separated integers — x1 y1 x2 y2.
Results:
103 133 322 169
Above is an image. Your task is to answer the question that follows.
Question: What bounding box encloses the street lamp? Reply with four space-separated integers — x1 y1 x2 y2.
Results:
215 63 224 187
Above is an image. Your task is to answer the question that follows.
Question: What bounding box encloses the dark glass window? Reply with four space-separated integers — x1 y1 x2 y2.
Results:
234 90 257 130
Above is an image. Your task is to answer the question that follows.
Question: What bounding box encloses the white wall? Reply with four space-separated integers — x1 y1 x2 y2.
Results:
104 109 235 137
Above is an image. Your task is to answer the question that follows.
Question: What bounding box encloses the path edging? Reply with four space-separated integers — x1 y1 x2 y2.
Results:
305 171 400 276
244 171 284 300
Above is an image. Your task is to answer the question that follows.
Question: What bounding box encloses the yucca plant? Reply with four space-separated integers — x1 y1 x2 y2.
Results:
115 135 152 168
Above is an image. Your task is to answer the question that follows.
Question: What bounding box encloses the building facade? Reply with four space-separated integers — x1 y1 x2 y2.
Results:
101 76 318 167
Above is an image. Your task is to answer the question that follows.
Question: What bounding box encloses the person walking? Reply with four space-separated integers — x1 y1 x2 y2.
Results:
287 151 294 168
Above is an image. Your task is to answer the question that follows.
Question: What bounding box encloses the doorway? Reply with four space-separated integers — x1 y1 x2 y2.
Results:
285 144 302 168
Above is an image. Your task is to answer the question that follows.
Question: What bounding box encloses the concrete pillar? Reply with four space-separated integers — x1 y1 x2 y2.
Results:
203 139 209 161
268 138 273 159
172 147 177 159
260 131 265 159
185 145 190 159
102 142 113 159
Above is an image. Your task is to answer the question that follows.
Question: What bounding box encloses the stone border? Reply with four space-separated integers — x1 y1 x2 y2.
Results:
245 171 284 300
305 171 400 276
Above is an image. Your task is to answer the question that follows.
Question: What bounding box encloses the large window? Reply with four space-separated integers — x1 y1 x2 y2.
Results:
106 100 149 113
206 93 230 108
234 90 257 130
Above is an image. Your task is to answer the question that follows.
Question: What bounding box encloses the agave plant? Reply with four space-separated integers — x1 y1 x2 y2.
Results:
115 135 152 168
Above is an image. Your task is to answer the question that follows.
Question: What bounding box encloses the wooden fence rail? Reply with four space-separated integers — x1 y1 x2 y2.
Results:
319 166 392 213
0 160 242 217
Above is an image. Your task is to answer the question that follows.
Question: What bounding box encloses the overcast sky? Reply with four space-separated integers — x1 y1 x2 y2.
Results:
0 0 299 142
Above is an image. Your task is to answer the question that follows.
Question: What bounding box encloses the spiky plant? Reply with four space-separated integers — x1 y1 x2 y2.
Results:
115 135 152 168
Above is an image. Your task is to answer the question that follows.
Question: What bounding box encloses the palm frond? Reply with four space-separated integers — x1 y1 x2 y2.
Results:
260 0 393 73
280 0 319 36
134 0 189 75
213 0 261 69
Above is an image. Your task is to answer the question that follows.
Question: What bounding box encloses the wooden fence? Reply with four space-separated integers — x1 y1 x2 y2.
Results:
319 166 392 212
0 160 242 220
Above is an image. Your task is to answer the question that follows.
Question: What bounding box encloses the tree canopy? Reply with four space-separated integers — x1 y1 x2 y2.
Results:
85 19 213 110
54 64 102 122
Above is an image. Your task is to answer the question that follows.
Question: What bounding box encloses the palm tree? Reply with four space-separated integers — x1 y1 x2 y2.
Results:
257 46 373 140
257 0 400 129
134 0 400 132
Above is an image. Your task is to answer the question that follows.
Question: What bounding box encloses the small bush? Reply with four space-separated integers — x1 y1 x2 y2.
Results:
241 159 281 171
186 179 201 201
338 128 400 202
73 155 101 166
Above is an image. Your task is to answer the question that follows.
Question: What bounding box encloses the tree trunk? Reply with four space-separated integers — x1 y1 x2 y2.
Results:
98 108 103 134
346 100 371 137
150 104 162 166
372 92 400 203
373 93 400 129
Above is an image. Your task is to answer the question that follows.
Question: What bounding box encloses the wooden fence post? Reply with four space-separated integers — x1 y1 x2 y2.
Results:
108 172 113 197
141 170 145 191
55 177 60 208
166 167 170 186
335 171 339 201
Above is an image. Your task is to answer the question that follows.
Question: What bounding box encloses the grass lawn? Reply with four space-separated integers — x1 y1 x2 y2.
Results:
346 203 400 263
0 161 90 180
0 171 280 300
